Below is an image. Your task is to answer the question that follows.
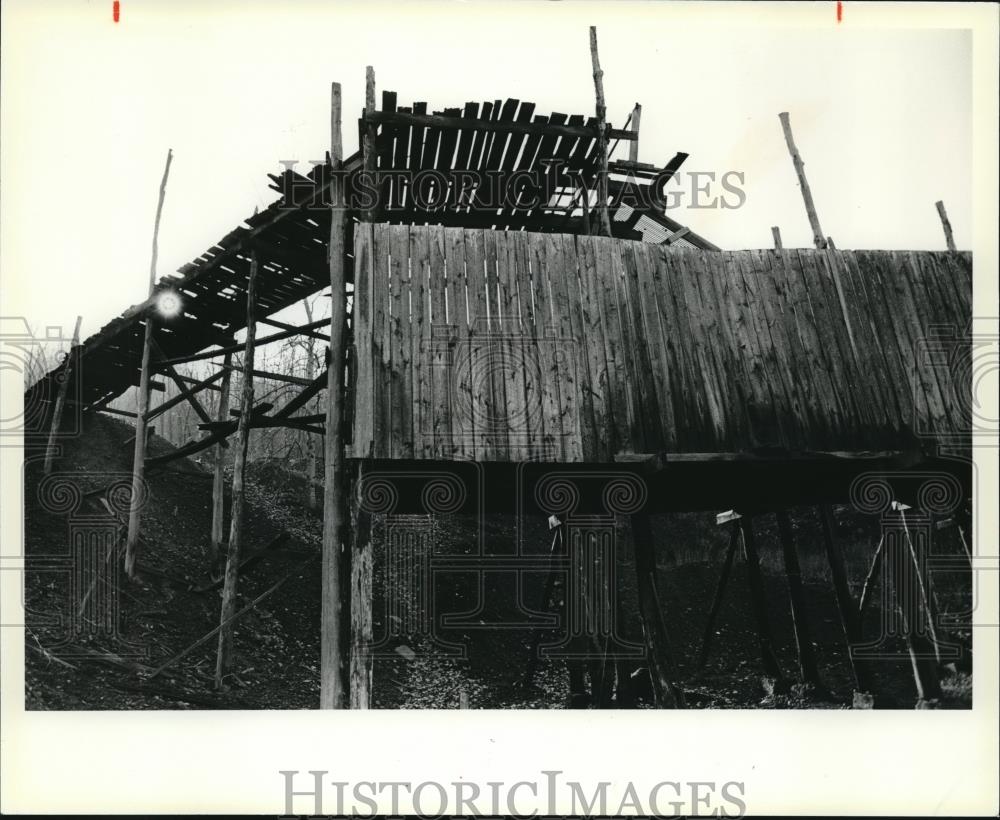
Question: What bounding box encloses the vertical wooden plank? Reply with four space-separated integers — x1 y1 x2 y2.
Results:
210 352 233 562
351 224 375 458
445 227 472 458
545 232 583 461
618 240 665 452
349 465 373 708
513 230 543 460
484 230 510 459
43 315 82 475
631 242 679 451
495 231 529 461
388 224 411 459
775 510 823 688
410 226 431 458
427 224 453 459
574 234 613 461
464 228 493 460
372 223 392 459
527 231 564 461
593 236 634 455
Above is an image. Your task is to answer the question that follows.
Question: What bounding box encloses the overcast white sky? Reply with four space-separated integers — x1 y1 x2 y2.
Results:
0 1 977 343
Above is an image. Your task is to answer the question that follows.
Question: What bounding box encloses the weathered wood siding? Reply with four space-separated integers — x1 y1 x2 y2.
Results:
351 224 972 462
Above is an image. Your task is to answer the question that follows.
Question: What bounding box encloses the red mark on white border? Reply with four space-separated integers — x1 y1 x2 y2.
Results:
113 1 120 22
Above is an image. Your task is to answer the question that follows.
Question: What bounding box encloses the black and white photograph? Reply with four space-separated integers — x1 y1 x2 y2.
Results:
2 1 997 815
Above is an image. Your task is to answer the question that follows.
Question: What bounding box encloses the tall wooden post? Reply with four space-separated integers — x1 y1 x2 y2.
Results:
589 27 613 238
125 148 173 580
771 226 783 250
628 102 642 163
739 515 785 681
630 514 685 708
214 254 259 689
43 315 82 474
321 81 349 709
935 200 957 251
348 67 377 710
778 112 827 250
818 504 874 694
210 351 233 565
775 510 823 689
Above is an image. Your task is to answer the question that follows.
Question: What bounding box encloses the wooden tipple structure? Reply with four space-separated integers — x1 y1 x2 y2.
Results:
27 54 973 708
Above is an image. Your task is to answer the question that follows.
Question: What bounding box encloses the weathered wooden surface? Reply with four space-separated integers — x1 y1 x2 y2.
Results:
350 225 972 462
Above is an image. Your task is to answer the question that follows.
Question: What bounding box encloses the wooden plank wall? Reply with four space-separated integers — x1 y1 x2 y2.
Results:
351 224 972 462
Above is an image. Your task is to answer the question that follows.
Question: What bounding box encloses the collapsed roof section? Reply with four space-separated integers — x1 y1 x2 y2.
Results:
24 92 717 419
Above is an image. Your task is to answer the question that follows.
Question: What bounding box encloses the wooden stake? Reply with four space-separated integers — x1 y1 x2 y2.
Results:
628 102 642 164
771 226 783 250
818 504 874 694
348 463 373 708
210 351 233 565
630 514 685 707
362 66 378 223
125 148 173 580
775 510 823 688
739 516 784 680
935 200 957 251
778 112 827 250
214 253 259 689
696 522 740 675
43 315 82 474
589 27 613 238
321 81 349 709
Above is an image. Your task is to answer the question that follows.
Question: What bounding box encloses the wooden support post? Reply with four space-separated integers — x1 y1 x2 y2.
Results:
43 315 82 474
630 514 685 708
738 515 785 681
778 112 827 250
321 80 349 709
771 226 783 250
214 254 258 689
628 102 642 163
589 27 613 238
696 516 741 676
362 65 378 223
125 148 173 580
775 510 823 689
819 504 875 694
348 463 373 708
210 352 233 565
935 200 957 251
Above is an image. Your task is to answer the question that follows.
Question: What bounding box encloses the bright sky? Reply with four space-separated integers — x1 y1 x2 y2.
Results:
1 1 976 344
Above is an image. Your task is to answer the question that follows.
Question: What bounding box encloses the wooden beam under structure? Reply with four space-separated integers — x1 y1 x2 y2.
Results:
775 510 824 691
778 111 828 250
215 253 259 689
210 352 233 566
144 369 228 423
126 148 173 580
258 316 331 342
216 363 316 387
149 338 213 426
321 80 350 710
160 318 331 367
43 315 82 475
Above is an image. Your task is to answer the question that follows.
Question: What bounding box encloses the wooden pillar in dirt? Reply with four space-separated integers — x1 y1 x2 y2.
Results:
210 351 233 567
589 27 613 238
320 81 349 709
935 200 957 252
348 68 377 709
628 102 642 163
775 510 823 690
818 504 875 695
125 148 173 580
214 253 259 690
630 514 684 707
348 462 373 707
696 514 741 676
738 515 785 682
778 112 827 250
43 315 82 475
